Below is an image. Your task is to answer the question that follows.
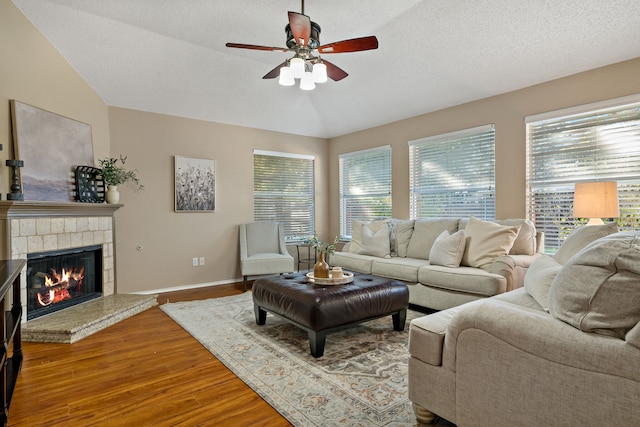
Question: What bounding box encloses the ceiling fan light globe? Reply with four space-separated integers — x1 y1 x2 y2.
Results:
300 72 316 90
312 63 328 83
290 57 305 79
278 66 295 86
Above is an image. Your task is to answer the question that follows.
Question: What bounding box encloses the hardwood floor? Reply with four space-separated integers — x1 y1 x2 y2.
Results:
8 282 293 426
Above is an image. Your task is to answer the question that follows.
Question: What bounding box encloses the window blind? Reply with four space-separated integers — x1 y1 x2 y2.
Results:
409 124 496 220
526 97 640 252
339 146 392 239
253 150 315 241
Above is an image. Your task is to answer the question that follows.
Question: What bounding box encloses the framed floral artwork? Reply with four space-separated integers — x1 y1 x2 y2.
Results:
174 156 215 212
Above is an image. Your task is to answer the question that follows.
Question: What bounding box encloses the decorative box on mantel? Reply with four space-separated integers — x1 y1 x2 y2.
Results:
0 201 122 325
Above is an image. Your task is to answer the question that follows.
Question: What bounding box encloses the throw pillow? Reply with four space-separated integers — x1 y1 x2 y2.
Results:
428 230 466 268
461 216 521 270
349 219 389 254
406 219 459 260
523 254 563 311
356 224 391 258
389 219 415 257
553 223 618 264
495 219 537 255
548 232 640 339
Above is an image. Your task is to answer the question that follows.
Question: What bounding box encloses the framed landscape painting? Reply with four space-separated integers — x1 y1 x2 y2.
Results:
174 156 215 212
10 100 94 202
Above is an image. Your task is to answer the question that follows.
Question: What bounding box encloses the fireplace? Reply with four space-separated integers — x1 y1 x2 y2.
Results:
26 245 103 320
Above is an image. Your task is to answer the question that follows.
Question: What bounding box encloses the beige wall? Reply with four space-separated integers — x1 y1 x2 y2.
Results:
108 108 328 293
328 58 640 238
0 0 111 193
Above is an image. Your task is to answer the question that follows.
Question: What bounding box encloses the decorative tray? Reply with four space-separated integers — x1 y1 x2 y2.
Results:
306 271 354 285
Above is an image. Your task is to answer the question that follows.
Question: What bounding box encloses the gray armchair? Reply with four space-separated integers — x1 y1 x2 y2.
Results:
239 222 294 291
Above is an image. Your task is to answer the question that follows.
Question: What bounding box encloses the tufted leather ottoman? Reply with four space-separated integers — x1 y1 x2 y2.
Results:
252 272 409 357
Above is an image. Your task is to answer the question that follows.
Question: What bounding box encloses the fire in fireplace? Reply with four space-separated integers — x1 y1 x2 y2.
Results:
27 245 103 320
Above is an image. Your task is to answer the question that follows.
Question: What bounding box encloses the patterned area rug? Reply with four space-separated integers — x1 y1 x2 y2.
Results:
161 292 452 426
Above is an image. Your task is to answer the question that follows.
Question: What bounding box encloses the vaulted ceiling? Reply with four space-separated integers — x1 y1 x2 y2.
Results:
12 0 640 138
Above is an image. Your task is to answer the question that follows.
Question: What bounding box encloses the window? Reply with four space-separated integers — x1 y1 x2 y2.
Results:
339 146 392 239
526 96 640 252
253 150 314 241
409 124 496 220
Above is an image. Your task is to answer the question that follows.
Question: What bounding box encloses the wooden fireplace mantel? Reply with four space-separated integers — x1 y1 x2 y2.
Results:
0 201 122 218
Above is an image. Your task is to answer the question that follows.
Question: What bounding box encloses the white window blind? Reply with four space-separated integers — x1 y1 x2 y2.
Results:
253 150 315 241
409 124 496 220
526 97 640 252
339 146 392 239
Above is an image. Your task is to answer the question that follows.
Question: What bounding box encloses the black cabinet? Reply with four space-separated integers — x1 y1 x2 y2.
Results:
0 259 25 426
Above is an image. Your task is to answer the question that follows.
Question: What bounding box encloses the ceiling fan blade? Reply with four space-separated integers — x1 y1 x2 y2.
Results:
226 43 289 53
288 11 311 46
318 36 379 54
322 60 348 81
262 62 287 79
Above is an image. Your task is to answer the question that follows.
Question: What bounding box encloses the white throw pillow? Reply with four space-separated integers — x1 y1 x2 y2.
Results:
553 223 618 264
428 230 466 268
349 219 389 254
356 224 391 258
389 219 415 257
461 216 521 270
495 218 537 255
406 219 459 260
548 231 640 339
523 254 562 311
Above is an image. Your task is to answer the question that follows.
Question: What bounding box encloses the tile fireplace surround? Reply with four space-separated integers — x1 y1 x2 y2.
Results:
0 201 121 327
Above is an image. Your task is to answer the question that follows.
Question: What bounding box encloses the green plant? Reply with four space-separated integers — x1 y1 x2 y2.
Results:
98 155 143 189
306 233 340 255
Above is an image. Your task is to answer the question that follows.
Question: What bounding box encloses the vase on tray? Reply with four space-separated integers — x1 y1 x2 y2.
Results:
314 252 330 278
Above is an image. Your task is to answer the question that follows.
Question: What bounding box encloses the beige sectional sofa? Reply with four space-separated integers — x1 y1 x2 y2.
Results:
408 224 640 426
331 217 543 310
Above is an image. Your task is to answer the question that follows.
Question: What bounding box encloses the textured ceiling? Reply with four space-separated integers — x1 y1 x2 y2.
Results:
12 0 640 138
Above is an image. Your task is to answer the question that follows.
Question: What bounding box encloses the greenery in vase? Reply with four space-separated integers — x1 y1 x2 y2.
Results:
306 233 340 255
98 155 144 189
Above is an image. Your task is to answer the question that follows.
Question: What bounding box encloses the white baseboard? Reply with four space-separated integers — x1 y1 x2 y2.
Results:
131 278 242 295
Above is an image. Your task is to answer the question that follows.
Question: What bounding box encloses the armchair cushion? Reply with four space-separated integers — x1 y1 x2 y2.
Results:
523 254 562 311
549 231 640 338
553 222 618 264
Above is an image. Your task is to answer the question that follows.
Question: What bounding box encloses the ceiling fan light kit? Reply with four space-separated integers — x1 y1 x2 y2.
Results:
226 1 378 91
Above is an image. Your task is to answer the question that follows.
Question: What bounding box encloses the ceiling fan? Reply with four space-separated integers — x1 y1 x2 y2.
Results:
225 0 378 90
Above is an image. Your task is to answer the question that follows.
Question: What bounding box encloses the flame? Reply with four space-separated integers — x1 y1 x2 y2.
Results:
35 266 85 307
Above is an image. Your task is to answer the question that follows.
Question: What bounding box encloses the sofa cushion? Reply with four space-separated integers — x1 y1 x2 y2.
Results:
553 223 618 264
461 216 521 270
429 230 466 268
349 219 390 254
330 251 375 274
356 223 391 258
371 257 429 282
548 232 640 338
418 264 507 297
406 219 459 260
495 218 537 255
523 254 563 312
389 219 414 257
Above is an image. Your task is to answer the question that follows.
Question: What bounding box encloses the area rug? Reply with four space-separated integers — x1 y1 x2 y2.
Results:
161 292 454 427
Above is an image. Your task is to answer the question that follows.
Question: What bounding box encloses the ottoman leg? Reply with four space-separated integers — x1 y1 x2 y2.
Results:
392 309 407 331
308 331 326 358
254 304 267 325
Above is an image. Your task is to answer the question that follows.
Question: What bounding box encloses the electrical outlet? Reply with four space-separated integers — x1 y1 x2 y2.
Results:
192 257 198 267
199 257 205 266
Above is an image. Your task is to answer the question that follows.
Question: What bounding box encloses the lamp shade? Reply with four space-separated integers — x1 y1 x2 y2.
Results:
573 181 620 224
290 57 305 79
312 62 327 83
300 71 316 90
278 66 295 86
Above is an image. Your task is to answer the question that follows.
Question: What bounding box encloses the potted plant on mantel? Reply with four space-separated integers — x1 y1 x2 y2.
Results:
97 155 143 204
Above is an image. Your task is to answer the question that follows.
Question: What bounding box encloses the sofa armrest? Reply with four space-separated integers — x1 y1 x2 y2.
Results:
490 253 541 291
443 299 640 380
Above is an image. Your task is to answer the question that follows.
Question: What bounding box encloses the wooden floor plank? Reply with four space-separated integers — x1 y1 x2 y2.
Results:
8 282 292 427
